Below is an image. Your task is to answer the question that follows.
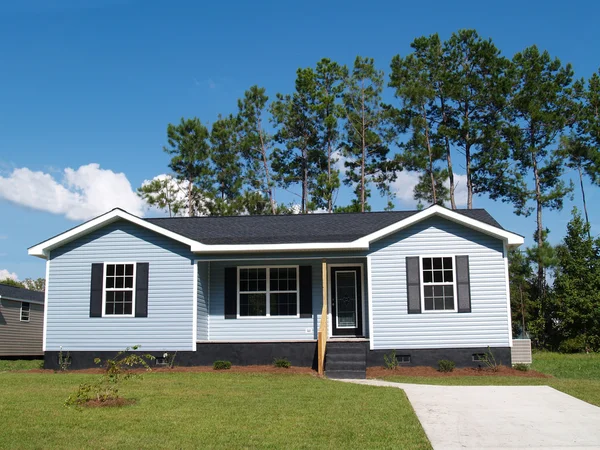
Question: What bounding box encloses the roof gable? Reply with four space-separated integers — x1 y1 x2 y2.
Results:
28 205 523 258
0 283 44 303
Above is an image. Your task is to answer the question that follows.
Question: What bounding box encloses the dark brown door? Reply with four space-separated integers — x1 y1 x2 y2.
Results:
330 266 362 336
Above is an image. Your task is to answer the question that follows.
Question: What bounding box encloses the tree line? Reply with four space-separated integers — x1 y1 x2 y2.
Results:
137 28 599 352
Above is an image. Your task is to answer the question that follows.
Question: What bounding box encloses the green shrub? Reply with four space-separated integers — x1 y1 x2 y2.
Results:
273 358 291 368
513 363 529 372
213 360 232 370
384 350 399 370
438 359 456 373
558 336 588 354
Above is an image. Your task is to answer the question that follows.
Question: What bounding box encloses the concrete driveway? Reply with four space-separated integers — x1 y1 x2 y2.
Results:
340 379 600 449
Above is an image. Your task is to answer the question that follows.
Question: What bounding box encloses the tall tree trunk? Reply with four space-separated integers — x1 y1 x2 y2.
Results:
440 98 456 209
519 283 526 335
532 154 545 297
578 164 591 235
360 81 366 212
422 107 437 204
187 178 195 217
465 144 472 209
327 138 332 213
257 116 276 215
302 147 308 214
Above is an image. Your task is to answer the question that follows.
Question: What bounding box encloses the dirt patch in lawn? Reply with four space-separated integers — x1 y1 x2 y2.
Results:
367 365 549 378
23 365 317 375
83 398 136 408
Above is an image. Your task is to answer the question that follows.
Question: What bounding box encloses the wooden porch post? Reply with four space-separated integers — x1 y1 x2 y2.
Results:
317 259 328 375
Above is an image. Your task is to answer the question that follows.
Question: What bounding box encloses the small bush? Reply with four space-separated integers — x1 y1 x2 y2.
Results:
384 350 399 370
65 345 154 408
273 358 291 368
558 336 588 354
480 346 500 372
213 360 232 370
438 359 456 373
513 363 529 372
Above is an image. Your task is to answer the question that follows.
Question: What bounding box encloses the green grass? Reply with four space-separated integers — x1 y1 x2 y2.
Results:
0 359 43 372
381 351 600 406
0 371 431 449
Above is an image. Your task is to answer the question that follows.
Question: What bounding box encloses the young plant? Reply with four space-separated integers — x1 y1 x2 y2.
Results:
65 345 154 408
273 357 291 368
213 360 232 370
438 360 456 373
513 363 529 372
480 346 500 372
58 346 71 371
384 350 399 370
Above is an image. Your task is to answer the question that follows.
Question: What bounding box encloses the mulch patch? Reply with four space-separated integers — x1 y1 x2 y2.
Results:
367 365 549 378
22 365 317 375
83 398 136 408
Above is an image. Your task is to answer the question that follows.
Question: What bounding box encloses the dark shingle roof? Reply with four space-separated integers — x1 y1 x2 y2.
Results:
145 209 504 245
0 284 44 303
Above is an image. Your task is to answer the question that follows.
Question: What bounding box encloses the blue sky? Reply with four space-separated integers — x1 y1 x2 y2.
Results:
1 0 598 280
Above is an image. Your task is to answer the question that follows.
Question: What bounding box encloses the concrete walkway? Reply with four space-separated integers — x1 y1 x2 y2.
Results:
338 379 600 449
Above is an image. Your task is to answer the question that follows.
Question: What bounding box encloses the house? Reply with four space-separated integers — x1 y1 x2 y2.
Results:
29 205 523 378
0 283 45 357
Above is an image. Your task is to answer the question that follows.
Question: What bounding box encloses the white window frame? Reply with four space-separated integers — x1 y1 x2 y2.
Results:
20 302 30 322
237 265 300 319
419 255 458 313
102 262 137 318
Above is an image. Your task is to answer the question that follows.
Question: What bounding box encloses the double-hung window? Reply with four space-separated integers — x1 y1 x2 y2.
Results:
421 256 456 312
238 266 299 317
20 302 30 321
103 263 136 316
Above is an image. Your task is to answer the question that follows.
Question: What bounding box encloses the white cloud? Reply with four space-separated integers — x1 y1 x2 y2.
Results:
0 269 18 281
391 171 469 208
0 164 145 221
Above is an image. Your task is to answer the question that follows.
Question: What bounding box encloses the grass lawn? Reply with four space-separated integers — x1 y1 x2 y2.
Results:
0 359 43 372
380 352 600 407
0 371 431 449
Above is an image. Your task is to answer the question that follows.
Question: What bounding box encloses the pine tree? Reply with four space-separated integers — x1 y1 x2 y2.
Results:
270 68 320 214
444 29 512 209
343 56 399 212
209 114 245 215
486 46 574 299
553 208 600 351
390 43 448 205
238 86 276 215
163 117 213 216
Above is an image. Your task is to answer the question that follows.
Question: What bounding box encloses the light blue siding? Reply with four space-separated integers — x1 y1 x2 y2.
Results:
207 258 367 341
47 220 195 351
368 217 510 350
197 262 209 340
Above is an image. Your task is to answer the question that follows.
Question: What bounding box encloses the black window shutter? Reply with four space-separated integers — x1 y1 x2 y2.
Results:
406 256 421 314
456 255 472 313
224 267 237 319
299 266 312 318
135 262 149 317
90 263 104 317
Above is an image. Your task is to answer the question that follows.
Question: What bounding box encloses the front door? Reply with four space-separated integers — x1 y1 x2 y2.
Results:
330 266 362 336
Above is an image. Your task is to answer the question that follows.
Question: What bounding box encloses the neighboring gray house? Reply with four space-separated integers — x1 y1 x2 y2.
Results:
0 283 45 357
29 205 523 378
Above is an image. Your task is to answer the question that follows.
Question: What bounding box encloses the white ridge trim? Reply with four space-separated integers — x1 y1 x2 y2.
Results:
28 208 199 259
28 205 524 259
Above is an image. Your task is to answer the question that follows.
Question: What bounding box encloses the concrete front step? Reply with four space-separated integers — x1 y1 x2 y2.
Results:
325 360 366 371
326 369 366 379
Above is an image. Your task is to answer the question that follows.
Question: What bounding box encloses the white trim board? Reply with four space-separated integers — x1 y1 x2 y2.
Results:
29 205 524 259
